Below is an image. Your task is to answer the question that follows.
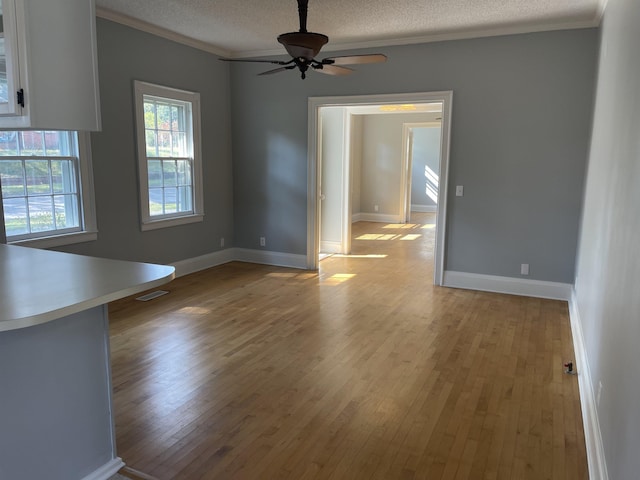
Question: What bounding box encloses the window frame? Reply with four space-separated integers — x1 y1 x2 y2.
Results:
134 80 204 231
0 131 97 248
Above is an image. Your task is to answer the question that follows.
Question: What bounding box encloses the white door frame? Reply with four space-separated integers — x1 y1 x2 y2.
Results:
307 91 453 286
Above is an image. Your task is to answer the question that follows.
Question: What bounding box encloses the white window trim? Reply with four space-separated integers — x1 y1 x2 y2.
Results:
133 80 204 231
4 132 98 248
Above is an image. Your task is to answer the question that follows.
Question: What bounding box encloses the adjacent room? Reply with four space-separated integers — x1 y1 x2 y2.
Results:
1 0 638 479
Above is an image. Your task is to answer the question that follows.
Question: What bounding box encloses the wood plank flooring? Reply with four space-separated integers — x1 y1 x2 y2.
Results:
108 213 588 479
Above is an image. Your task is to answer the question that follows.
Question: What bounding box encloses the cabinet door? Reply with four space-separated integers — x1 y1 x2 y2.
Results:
0 0 22 116
0 0 101 130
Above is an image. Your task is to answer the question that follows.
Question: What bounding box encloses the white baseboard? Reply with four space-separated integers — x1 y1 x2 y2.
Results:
411 204 437 213
171 249 234 277
233 248 307 269
569 291 609 480
442 270 572 300
320 240 342 254
353 212 402 223
171 247 307 276
80 458 125 480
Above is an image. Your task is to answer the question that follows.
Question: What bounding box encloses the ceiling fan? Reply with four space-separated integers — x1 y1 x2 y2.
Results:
220 0 387 79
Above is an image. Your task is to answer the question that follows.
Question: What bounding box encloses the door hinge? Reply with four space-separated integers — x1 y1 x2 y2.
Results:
17 89 24 108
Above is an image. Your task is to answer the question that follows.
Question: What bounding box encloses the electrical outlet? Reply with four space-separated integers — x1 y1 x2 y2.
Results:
259 236 266 247
374 204 379 212
220 237 225 248
597 381 603 406
520 263 529 275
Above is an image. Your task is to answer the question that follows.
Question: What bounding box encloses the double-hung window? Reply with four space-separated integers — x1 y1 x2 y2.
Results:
0 130 96 247
134 81 203 230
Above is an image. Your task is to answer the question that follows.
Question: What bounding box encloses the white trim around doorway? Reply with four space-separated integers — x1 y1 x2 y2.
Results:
307 91 453 286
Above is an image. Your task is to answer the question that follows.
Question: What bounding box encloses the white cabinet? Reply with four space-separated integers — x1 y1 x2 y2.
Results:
0 0 101 131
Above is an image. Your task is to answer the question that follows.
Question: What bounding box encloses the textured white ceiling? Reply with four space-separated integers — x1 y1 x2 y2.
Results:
95 0 603 58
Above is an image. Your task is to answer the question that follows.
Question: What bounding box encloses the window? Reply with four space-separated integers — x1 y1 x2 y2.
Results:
0 130 96 247
134 81 203 230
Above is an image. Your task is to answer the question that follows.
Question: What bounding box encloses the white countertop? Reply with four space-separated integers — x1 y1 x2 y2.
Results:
0 244 175 331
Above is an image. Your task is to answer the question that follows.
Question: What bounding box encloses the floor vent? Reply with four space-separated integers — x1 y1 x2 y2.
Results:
136 290 169 302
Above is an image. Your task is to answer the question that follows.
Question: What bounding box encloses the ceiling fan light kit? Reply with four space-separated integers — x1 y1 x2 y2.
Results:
220 0 387 79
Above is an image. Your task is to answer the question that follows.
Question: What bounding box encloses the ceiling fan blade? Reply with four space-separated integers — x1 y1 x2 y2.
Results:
219 58 291 66
258 66 296 76
314 64 354 76
322 54 388 66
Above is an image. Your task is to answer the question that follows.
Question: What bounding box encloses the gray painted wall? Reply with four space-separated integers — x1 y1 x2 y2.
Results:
359 113 429 216
231 29 597 282
411 126 441 208
574 0 640 477
56 19 234 265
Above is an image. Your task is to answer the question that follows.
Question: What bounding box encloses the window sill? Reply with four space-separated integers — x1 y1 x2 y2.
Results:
141 213 204 231
9 231 98 249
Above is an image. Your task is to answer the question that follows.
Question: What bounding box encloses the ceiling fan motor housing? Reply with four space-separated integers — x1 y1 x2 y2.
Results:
277 32 328 60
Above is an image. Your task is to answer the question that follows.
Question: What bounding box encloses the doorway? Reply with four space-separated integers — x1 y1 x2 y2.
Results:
307 92 453 285
402 121 442 223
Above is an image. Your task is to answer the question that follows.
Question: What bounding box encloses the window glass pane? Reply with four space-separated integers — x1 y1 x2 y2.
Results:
25 160 51 195
44 131 62 156
0 160 24 197
172 132 186 157
170 106 181 131
156 103 171 130
162 160 177 187
143 101 157 129
53 194 80 229
149 188 163 216
148 160 162 188
177 186 192 212
176 160 191 186
157 132 171 157
163 188 177 214
2 197 28 236
51 160 76 194
145 130 158 157
0 37 7 105
0 132 19 155
20 131 45 156
28 197 55 232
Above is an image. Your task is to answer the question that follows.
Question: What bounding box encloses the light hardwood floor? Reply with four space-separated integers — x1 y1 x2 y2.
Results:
108 213 588 479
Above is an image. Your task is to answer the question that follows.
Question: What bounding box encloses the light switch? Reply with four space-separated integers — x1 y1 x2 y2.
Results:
456 185 464 197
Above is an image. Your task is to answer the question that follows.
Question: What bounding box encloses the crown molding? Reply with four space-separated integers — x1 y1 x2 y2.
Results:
96 6 600 60
595 0 609 23
234 19 600 58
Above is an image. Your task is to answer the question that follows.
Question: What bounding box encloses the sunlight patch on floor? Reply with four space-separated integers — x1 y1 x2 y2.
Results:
321 273 356 285
177 306 211 315
383 223 419 229
356 233 402 240
332 254 388 259
266 272 298 278
400 234 422 241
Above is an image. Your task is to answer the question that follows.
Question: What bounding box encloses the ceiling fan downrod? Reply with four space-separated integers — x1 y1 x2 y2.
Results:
298 0 309 33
